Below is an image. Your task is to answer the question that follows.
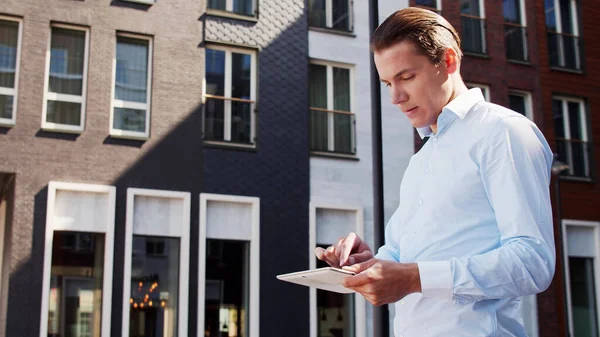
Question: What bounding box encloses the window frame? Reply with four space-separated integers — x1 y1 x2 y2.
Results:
109 33 153 140
553 95 590 179
562 219 600 337
122 188 191 337
0 16 23 127
39 181 116 337
460 0 487 55
202 44 258 148
121 0 155 5
309 59 356 156
466 82 490 101
309 0 354 32
414 0 442 13
207 0 257 17
198 193 260 337
503 0 528 62
546 0 581 70
41 24 90 133
308 202 366 337
508 89 533 121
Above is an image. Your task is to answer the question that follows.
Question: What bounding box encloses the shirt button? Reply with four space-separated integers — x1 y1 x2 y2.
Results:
412 232 417 238
418 199 423 206
424 167 430 173
432 137 438 142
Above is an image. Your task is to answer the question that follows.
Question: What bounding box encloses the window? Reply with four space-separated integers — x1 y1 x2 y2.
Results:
503 0 528 62
110 34 152 139
466 83 490 101
309 203 365 337
40 182 116 337
553 96 590 179
207 0 256 16
415 0 442 13
508 90 533 120
310 62 355 155
203 46 257 147
545 0 582 71
563 220 600 337
0 17 22 127
199 194 260 337
42 25 90 133
122 189 191 337
460 0 486 54
308 0 353 32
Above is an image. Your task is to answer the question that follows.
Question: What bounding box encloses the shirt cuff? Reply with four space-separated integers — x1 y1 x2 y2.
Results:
417 260 453 301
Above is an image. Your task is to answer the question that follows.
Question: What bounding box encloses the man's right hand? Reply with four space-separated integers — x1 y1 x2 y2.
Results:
314 232 373 267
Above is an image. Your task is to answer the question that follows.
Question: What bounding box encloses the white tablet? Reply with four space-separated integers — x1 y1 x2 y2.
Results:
276 267 355 294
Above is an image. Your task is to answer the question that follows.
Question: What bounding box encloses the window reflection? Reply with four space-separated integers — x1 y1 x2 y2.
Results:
47 231 104 337
204 239 250 337
129 236 180 337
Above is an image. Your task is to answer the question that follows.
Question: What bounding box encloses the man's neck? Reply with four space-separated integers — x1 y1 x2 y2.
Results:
430 80 469 134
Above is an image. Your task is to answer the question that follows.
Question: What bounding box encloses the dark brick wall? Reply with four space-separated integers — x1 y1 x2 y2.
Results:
0 0 205 336
202 1 310 336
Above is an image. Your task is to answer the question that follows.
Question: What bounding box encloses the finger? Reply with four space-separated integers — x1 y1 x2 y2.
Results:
342 268 371 288
315 247 340 267
338 232 361 266
347 250 374 265
323 245 340 267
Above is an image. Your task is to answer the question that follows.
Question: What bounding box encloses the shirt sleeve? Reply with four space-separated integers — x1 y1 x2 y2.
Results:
418 116 556 303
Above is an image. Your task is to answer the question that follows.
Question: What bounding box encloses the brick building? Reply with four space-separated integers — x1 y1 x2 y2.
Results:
411 0 600 336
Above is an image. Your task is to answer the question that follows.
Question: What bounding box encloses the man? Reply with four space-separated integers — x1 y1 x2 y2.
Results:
315 7 555 337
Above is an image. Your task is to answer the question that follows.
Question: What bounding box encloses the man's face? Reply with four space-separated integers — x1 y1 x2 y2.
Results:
375 41 451 129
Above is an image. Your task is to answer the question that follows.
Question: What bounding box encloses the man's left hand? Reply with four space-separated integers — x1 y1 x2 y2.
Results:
342 259 422 306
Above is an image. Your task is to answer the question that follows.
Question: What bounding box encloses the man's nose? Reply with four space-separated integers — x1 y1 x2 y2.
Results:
391 87 408 105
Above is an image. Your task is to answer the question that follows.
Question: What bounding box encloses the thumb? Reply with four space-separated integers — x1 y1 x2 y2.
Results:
342 259 374 274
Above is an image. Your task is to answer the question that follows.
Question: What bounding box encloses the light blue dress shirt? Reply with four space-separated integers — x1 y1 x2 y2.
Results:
376 88 555 337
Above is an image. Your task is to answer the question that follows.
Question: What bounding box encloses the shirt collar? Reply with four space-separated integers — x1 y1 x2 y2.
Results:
416 88 485 139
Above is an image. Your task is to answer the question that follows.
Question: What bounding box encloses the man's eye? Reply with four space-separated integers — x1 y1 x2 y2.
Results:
401 75 415 81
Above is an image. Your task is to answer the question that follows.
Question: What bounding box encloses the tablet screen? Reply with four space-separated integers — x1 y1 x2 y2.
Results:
276 267 355 293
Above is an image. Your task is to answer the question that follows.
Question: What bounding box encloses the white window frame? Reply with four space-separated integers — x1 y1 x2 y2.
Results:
504 0 528 61
508 89 533 121
309 60 356 154
547 0 581 69
202 44 257 148
466 82 490 101
0 16 23 127
122 188 191 337
198 193 260 337
39 181 116 337
308 202 366 337
415 0 442 11
461 0 486 54
562 219 600 337
41 24 90 133
553 96 589 177
323 0 353 30
109 33 153 140
208 0 256 15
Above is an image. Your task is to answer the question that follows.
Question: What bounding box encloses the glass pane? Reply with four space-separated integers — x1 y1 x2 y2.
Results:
559 0 574 34
334 113 354 154
48 231 104 337
129 236 180 337
309 64 327 109
0 94 13 119
115 37 149 104
49 28 85 96
0 20 18 89
461 16 485 54
552 99 565 138
204 240 250 337
204 98 225 141
309 0 327 28
547 32 560 67
208 0 226 10
545 0 556 30
562 35 579 70
206 49 225 96
233 0 253 16
231 53 251 100
569 257 599 337
317 248 355 337
113 107 146 133
505 25 527 61
567 101 583 140
231 100 252 144
310 109 328 152
503 0 521 24
333 67 350 112
569 140 587 178
509 94 527 116
460 0 480 15
332 0 350 31
47 100 81 126
416 0 437 8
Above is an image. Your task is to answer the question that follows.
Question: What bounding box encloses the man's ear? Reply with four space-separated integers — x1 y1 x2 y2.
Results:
443 47 459 74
